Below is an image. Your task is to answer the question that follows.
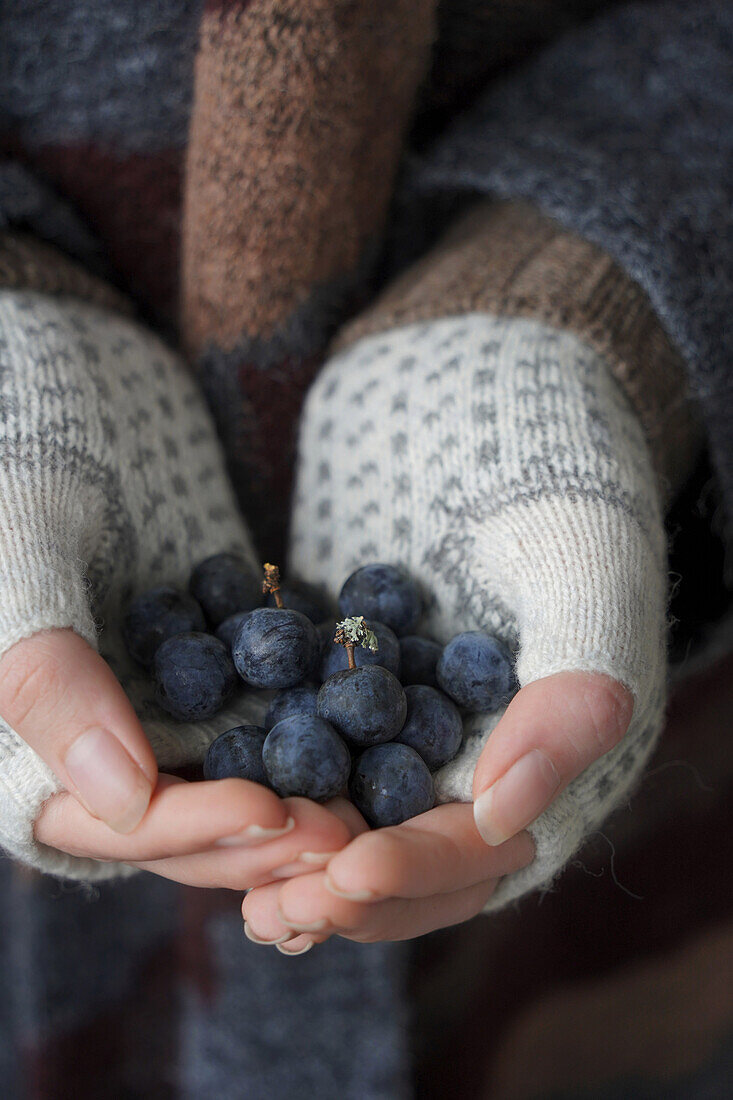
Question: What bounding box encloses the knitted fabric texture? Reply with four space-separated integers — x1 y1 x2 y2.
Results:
337 200 700 500
292 315 667 909
0 289 264 879
1 1 730 565
179 0 436 554
0 3 727 1094
413 0 733 543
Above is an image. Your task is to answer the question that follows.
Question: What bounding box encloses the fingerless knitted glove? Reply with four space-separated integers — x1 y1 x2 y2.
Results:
0 267 261 879
290 202 698 910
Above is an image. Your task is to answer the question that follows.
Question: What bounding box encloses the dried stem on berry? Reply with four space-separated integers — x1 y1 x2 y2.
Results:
334 616 378 671
262 562 284 609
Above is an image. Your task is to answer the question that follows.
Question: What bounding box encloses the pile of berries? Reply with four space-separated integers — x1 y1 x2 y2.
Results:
123 555 517 827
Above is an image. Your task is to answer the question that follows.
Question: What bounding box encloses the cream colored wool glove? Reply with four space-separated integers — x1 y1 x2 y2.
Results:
291 314 668 910
0 289 264 880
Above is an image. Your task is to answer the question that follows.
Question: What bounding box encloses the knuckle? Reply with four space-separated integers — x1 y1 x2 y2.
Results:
366 900 410 943
33 790 71 847
359 830 406 888
0 640 68 731
580 676 633 757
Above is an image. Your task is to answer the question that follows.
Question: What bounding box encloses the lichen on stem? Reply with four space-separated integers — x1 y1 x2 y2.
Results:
334 616 379 670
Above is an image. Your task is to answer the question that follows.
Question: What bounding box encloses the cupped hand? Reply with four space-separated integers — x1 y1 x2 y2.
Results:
0 628 363 888
242 803 533 952
242 670 633 949
36 780 364 890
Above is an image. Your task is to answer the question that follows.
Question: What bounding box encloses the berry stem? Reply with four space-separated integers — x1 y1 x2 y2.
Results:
345 642 356 670
262 562 284 609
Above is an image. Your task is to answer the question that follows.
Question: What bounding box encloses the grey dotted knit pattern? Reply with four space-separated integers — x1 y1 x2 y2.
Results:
292 315 668 910
0 290 263 880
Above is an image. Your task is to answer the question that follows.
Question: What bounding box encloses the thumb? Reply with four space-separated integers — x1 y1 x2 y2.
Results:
0 629 157 832
472 671 633 846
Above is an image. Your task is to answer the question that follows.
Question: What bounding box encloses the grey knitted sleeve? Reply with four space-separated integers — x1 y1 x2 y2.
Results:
0 289 263 880
291 314 667 911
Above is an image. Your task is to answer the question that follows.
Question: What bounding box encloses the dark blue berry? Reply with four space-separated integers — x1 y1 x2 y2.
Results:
265 682 319 728
319 620 401 680
338 563 422 636
263 715 350 801
317 619 337 657
215 611 253 650
398 635 442 688
266 581 332 624
123 585 206 666
232 607 319 689
350 743 435 827
204 726 268 785
396 685 463 770
437 631 516 711
154 632 238 721
189 552 261 626
317 665 407 746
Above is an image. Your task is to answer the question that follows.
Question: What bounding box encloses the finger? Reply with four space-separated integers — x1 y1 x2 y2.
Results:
35 773 292 861
0 629 158 832
242 880 331 948
323 803 534 901
263 796 369 878
277 871 495 942
472 671 633 846
126 796 360 890
243 881 298 943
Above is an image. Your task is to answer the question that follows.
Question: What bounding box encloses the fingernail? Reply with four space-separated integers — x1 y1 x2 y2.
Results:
216 817 295 847
300 851 339 865
64 727 152 833
277 940 314 956
271 861 310 878
324 877 378 903
271 851 339 877
474 750 560 846
278 910 329 933
243 922 294 946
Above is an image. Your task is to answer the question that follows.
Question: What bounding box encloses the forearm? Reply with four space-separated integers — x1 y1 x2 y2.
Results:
413 0 729 515
336 199 702 501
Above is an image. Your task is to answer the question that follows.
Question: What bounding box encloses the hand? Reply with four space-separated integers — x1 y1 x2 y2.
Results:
241 669 631 947
287 309 667 915
0 287 272 880
36 778 363 892
1 629 363 887
241 804 532 951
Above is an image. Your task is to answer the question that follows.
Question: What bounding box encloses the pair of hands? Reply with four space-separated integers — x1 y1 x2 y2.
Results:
0 288 653 946
0 627 632 949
